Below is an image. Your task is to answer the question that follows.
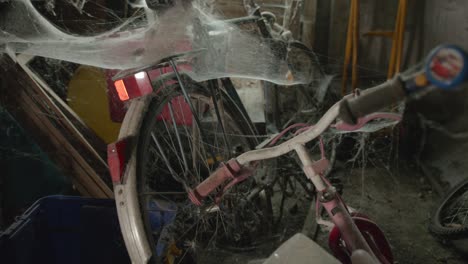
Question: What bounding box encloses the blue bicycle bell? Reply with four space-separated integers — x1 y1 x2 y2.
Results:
425 44 468 90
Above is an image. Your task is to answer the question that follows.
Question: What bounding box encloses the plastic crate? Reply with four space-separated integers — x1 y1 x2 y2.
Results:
0 195 130 264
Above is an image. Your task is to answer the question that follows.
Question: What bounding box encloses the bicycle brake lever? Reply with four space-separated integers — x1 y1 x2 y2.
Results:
188 159 253 206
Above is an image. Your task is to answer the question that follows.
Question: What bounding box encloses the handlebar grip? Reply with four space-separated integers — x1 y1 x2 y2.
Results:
339 77 406 125
188 159 242 206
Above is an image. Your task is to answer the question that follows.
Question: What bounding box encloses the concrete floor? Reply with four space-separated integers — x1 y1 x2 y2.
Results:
202 163 467 264
318 165 467 264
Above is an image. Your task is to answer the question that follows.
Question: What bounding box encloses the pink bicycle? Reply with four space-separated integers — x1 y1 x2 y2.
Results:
188 45 468 263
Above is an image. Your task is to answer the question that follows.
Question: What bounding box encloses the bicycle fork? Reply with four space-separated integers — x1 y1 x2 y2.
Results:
294 144 378 262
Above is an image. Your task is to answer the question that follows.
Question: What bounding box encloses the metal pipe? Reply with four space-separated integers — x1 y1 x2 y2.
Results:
237 100 340 165
294 144 327 191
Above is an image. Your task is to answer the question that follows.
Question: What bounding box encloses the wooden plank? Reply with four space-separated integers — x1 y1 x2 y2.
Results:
16 89 112 198
19 72 111 185
16 54 108 165
0 57 113 198
16 55 88 131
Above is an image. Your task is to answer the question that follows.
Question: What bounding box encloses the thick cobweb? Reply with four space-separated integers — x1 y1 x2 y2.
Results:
0 1 408 262
0 0 316 85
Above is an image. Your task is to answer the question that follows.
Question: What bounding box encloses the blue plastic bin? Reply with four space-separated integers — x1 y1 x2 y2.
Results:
0 195 130 264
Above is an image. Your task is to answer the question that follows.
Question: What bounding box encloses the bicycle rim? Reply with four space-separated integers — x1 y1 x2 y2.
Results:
430 178 468 239
136 81 270 263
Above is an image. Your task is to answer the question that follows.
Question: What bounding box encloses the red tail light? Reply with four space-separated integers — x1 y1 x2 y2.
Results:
113 71 153 101
114 80 130 101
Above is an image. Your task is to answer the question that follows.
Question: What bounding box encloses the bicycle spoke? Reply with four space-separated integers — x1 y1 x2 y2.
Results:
157 113 186 175
173 96 202 182
444 188 468 227
169 59 218 164
168 101 190 175
209 80 231 157
137 86 277 262
463 209 468 225
151 131 186 187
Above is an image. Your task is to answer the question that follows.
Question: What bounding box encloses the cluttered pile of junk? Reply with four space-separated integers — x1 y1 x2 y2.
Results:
1 0 468 263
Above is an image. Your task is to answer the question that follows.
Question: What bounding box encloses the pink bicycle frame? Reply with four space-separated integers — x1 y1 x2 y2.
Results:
188 99 399 263
294 144 377 260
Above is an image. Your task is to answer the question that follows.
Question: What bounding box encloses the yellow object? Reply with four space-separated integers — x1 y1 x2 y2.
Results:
164 243 183 264
363 31 394 38
343 0 409 96
415 73 429 87
207 155 224 165
68 66 121 144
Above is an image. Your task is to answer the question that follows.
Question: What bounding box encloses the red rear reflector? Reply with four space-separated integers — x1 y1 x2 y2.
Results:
114 80 130 101
107 139 128 184
134 71 153 96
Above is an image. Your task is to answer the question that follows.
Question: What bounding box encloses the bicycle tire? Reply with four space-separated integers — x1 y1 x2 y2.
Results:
135 78 267 263
429 177 468 240
288 40 325 77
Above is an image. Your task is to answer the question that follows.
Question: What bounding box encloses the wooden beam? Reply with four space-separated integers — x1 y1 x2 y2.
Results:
0 56 113 198
15 54 108 169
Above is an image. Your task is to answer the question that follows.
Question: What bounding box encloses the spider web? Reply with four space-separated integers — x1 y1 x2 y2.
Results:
1 0 317 85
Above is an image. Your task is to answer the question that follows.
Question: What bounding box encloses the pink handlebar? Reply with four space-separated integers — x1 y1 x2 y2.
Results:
188 159 243 206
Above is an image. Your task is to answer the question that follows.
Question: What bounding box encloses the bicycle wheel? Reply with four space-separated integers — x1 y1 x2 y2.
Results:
429 178 468 240
136 79 272 263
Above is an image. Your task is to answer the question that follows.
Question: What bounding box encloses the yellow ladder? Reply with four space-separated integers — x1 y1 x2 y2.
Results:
342 0 408 95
